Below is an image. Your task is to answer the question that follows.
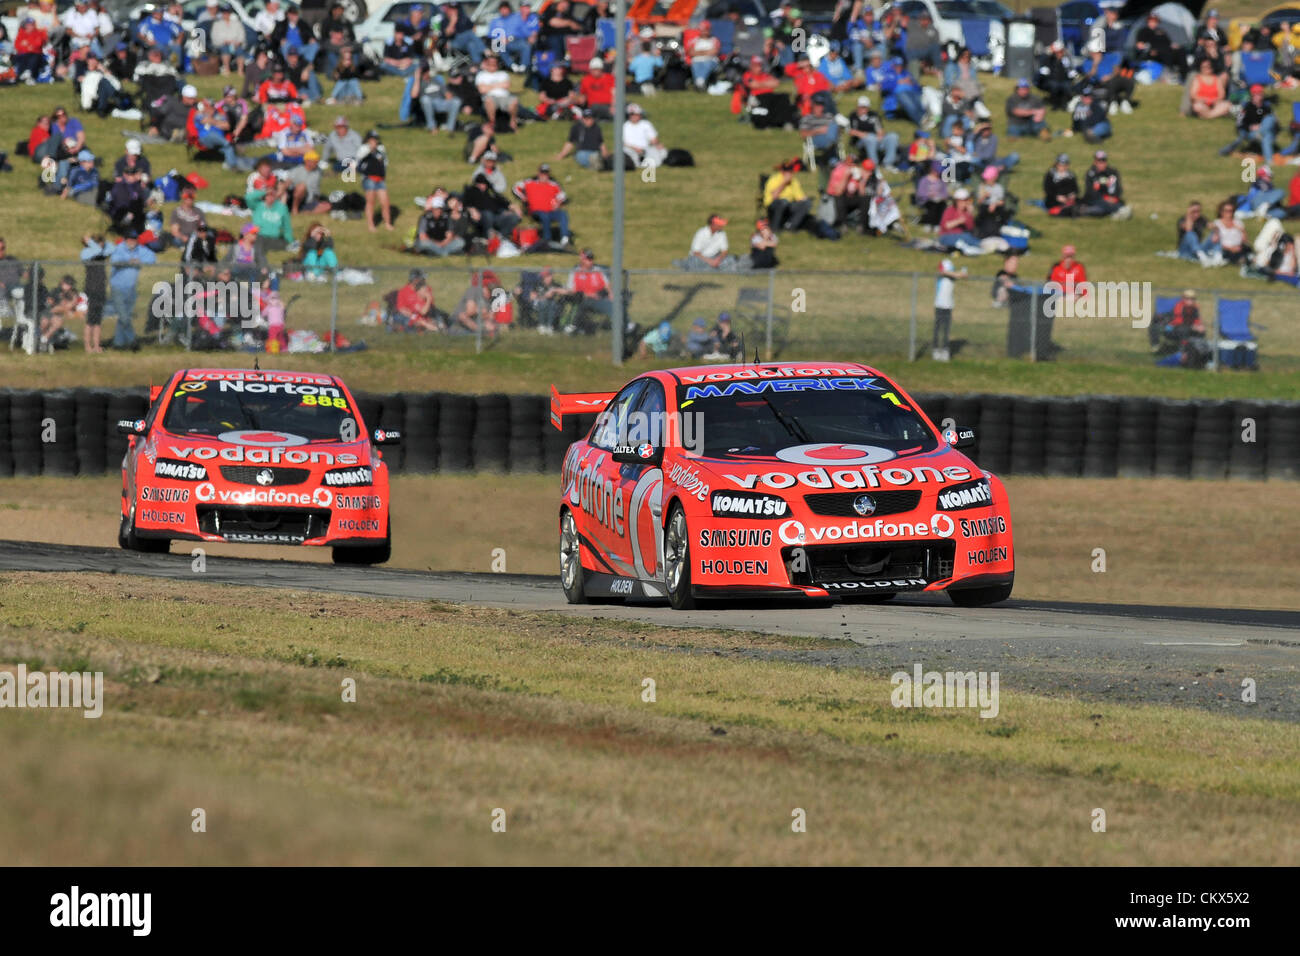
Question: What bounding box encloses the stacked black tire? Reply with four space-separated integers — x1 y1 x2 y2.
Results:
75 389 109 476
1082 397 1120 477
9 391 45 477
1043 398 1086 477
508 395 546 473
402 392 439 473
1270 402 1300 481
0 392 11 477
1116 397 1157 478
437 394 475 472
473 393 510 472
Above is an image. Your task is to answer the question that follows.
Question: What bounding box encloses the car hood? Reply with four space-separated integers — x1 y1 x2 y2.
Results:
149 430 374 472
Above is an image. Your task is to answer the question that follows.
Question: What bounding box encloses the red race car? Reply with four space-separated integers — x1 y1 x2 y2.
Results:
117 368 399 564
552 362 1013 609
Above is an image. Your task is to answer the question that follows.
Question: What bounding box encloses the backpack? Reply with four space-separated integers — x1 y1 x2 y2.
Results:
664 148 694 167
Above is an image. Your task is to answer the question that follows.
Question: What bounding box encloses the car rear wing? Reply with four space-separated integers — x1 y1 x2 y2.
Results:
550 385 616 431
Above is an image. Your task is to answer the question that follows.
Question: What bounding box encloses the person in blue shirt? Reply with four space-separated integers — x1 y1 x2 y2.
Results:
136 8 182 64
108 232 155 350
62 150 99 204
443 2 486 63
382 28 418 76
881 56 924 125
519 2 540 47
848 9 880 73
629 41 663 89
489 2 532 71
818 46 862 91
274 6 320 65
863 48 888 90
193 100 249 170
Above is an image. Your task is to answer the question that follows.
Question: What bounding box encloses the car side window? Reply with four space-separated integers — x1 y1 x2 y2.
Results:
590 381 647 451
631 379 667 447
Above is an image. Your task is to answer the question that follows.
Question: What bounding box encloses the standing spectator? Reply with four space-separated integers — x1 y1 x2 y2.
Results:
622 103 667 169
247 179 295 249
513 163 572 245
557 108 609 168
476 53 520 131
357 130 393 232
764 160 811 232
748 217 779 268
80 234 109 353
1005 79 1051 139
579 57 616 120
848 95 898 169
1043 153 1079 217
932 258 967 361
322 115 362 172
107 231 155 351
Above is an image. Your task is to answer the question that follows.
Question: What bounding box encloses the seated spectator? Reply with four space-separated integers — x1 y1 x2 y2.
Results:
61 150 99 205
258 65 301 105
971 122 1019 173
38 275 85 352
14 17 50 83
1035 41 1075 110
382 26 419 77
848 95 899 170
944 47 983 102
1043 152 1079 216
1080 49 1135 114
938 188 984 255
137 7 182 64
513 163 572 245
465 152 522 234
819 46 862 92
785 53 832 114
1150 289 1206 353
1005 79 1051 139
1188 59 1229 118
443 1 487 63
193 97 250 171
764 160 811 232
488 3 533 72
1175 200 1208 260
26 114 53 164
537 63 578 120
282 48 321 106
222 223 269 280
686 317 712 357
1069 86 1111 142
564 248 613 333
1134 12 1184 79
915 160 949 228
271 113 314 166
450 271 501 339
710 313 743 360
1261 233 1300 284
107 171 148 233
630 41 665 95
79 53 132 118
242 50 274 99
182 221 218 267
975 165 1010 236
579 58 616 120
879 56 924 126
1081 150 1131 218
623 103 667 169
540 0 582 59
748 217 779 268
637 320 676 358
1195 200 1248 265
798 97 840 189
273 4 319 67
1219 84 1277 159
150 84 197 143
394 269 442 331
477 54 519 132
413 198 466 257
557 109 609 168
211 7 246 75
287 151 329 213
168 188 206 245
686 19 721 89
905 13 942 74
674 213 742 271
1236 165 1284 219
322 115 362 172
517 266 567 332
940 87 976 141
107 41 138 85
1047 244 1087 299
328 47 365 106
826 157 875 232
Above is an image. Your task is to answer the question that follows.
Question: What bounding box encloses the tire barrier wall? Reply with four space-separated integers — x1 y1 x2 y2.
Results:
0 388 1294 481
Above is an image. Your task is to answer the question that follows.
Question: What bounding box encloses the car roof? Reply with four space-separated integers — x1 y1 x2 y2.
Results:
178 367 343 385
654 360 882 382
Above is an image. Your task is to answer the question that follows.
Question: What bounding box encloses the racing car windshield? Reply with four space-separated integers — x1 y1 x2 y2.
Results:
161 380 358 442
676 376 939 459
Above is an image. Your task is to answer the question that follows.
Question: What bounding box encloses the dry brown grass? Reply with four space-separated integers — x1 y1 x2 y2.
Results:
2 473 1299 610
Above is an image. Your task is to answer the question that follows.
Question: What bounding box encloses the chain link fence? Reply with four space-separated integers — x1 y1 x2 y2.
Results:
3 259 1296 374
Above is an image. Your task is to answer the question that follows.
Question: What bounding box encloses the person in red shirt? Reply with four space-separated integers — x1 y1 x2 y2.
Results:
512 163 571 245
784 53 831 115
578 57 616 120
27 114 52 162
565 247 612 333
256 66 300 105
394 270 440 331
14 18 49 81
733 54 778 114
1047 244 1088 299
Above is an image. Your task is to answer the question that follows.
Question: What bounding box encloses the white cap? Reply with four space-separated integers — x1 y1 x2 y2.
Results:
948 133 963 146
939 258 955 273
857 95 871 107
181 84 198 98
954 187 971 200
589 57 604 70
125 138 142 155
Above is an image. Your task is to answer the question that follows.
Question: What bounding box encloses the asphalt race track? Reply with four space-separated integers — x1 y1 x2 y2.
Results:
3 539 1298 721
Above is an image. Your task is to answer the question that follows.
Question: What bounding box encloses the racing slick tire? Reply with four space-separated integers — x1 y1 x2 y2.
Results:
664 504 697 611
332 514 392 565
118 504 170 554
559 509 593 604
947 577 1014 607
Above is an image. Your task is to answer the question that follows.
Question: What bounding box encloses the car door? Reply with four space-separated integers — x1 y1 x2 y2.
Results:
618 378 667 585
582 379 647 575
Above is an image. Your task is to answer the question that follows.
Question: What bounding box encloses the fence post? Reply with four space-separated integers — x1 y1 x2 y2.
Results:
475 265 483 354
908 271 917 361
1029 287 1039 363
329 269 338 353
1209 295 1219 372
27 261 40 356
765 268 775 360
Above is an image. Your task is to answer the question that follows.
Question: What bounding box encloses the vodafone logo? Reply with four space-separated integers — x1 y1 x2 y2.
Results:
779 520 806 545
217 430 309 447
774 444 897 466
312 487 333 507
930 514 955 538
196 482 216 502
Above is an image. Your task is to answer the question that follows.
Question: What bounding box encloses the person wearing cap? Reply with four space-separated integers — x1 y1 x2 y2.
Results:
465 159 522 236
683 18 721 89
747 217 780 269
1219 82 1278 161
181 219 218 269
1152 289 1206 354
321 115 362 172
286 151 328 213
488 2 533 73
270 112 314 166
1237 165 1285 219
282 47 323 107
257 64 301 105
413 199 465 257
209 6 246 75
1197 9 1225 47
905 12 942 74
476 54 520 132
631 40 665 95
12 16 48 82
356 130 393 232
1042 152 1079 217
106 158 149 233
784 52 832 116
62 0 100 62
512 164 571 245
1034 40 1074 112
1134 11 1182 77
106 230 155 352
168 188 207 246
937 188 983 256
1069 86 1111 143
637 319 677 359
271 4 320 68
148 84 197 143
1188 57 1229 119
848 95 898 169
579 56 616 120
684 317 714 358
763 160 811 232
675 213 739 272
564 248 613 334
416 56 461 132
623 103 668 169
1080 149 1130 219
879 56 925 126
61 150 99 205
1047 244 1087 304
557 109 609 169
1005 79 1050 139
1085 6 1122 57
932 258 968 361
113 138 152 183
536 62 577 120
136 6 183 64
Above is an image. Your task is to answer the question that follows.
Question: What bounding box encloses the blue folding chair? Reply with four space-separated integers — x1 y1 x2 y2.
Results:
1216 299 1259 369
596 18 617 52
961 19 991 59
1137 60 1163 82
1241 51 1276 89
1089 52 1121 81
533 48 557 76
708 18 736 56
